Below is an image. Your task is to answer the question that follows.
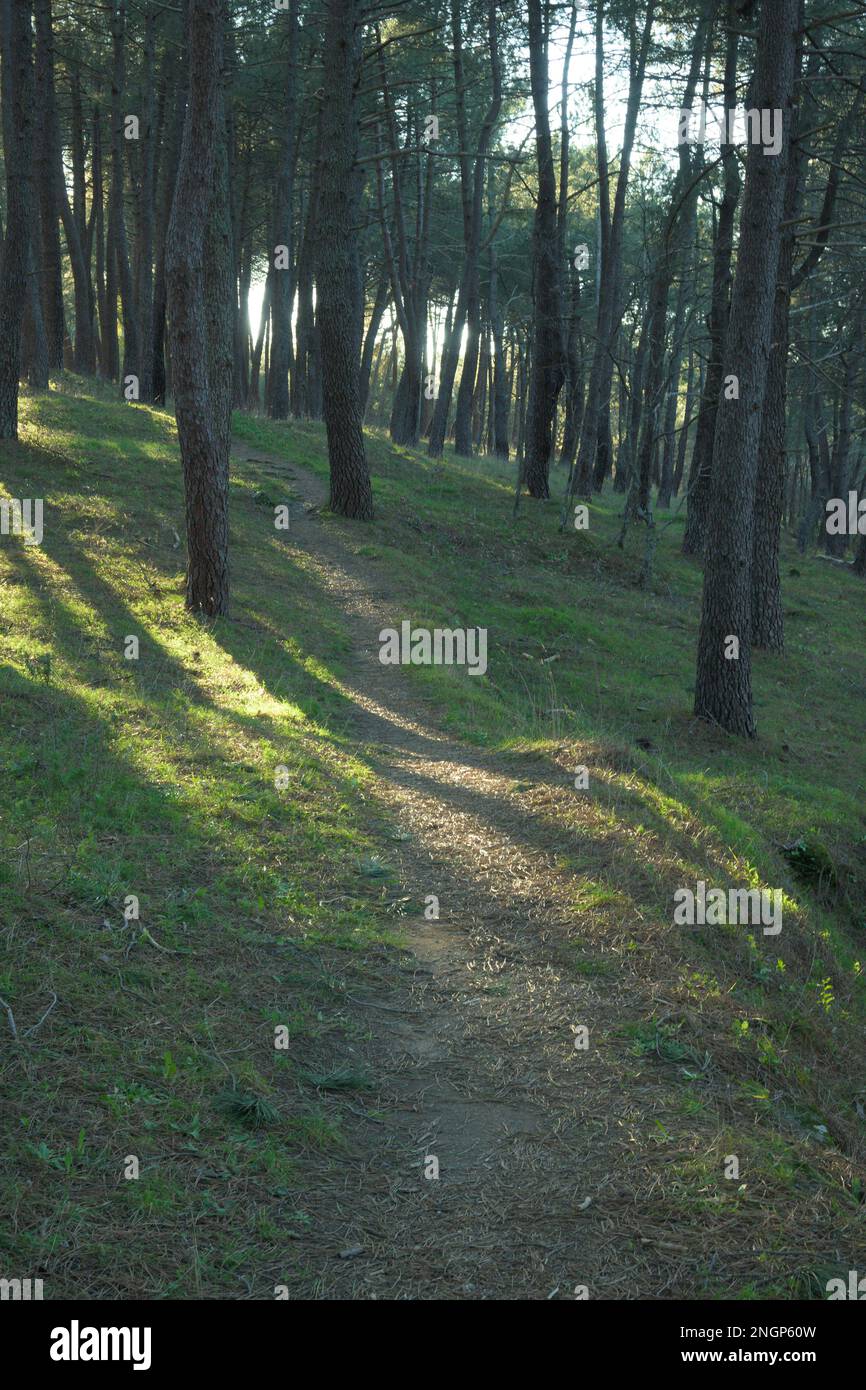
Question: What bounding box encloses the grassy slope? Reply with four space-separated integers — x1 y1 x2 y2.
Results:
1 375 864 1298
0 379 403 1297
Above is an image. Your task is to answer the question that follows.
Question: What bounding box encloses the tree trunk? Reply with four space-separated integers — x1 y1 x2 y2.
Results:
694 0 798 736
452 271 481 455
359 275 389 418
34 3 97 376
797 373 831 552
21 239 49 389
0 0 35 437
33 0 64 371
427 0 501 460
750 12 808 649
318 0 373 519
570 0 654 500
292 113 323 419
683 8 740 554
657 250 692 509
248 267 272 412
110 0 140 395
673 347 696 496
153 43 185 405
522 0 564 499
268 0 298 420
559 264 584 469
624 4 707 536
824 305 865 558
94 105 117 379
167 0 231 616
489 219 509 460
134 4 158 400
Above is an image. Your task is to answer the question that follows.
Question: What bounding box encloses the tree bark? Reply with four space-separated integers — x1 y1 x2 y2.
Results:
94 104 118 379
624 4 708 534
376 77 434 448
268 0 299 420
0 0 35 438
33 0 65 371
133 5 158 400
318 0 373 519
488 177 509 461
694 0 798 737
673 347 696 497
292 110 323 419
570 0 655 501
153 41 185 405
426 0 500 460
750 15 809 649
682 6 740 555
523 0 565 498
823 302 865 559
34 3 97 376
359 274 389 418
21 239 49 389
167 0 231 616
657 263 691 509
797 369 831 553
110 0 140 395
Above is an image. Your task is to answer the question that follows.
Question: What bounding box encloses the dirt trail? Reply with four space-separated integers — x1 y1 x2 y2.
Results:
234 444 697 1301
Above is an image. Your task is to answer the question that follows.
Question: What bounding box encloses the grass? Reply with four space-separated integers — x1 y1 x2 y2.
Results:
1 373 864 1298
238 402 866 1294
0 378 401 1298
238 410 866 1055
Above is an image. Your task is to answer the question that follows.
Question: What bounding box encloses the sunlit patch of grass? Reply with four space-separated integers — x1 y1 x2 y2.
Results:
236 407 866 1255
0 384 407 1297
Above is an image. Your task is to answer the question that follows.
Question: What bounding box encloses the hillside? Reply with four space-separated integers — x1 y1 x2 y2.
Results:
1 377 864 1299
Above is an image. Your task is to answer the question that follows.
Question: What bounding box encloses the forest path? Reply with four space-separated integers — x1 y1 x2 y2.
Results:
233 442 687 1300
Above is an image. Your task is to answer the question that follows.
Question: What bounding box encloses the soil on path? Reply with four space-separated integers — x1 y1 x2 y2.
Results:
232 443 731 1301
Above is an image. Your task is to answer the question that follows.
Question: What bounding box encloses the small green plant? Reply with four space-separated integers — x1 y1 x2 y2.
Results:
357 855 392 879
216 1088 280 1130
781 839 838 897
628 1020 695 1065
815 977 835 1013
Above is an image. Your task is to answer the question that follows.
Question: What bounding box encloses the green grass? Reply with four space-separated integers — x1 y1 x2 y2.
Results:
238 410 866 970
238 401 866 1286
1 374 864 1298
0 378 402 1298
237 411 865 867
